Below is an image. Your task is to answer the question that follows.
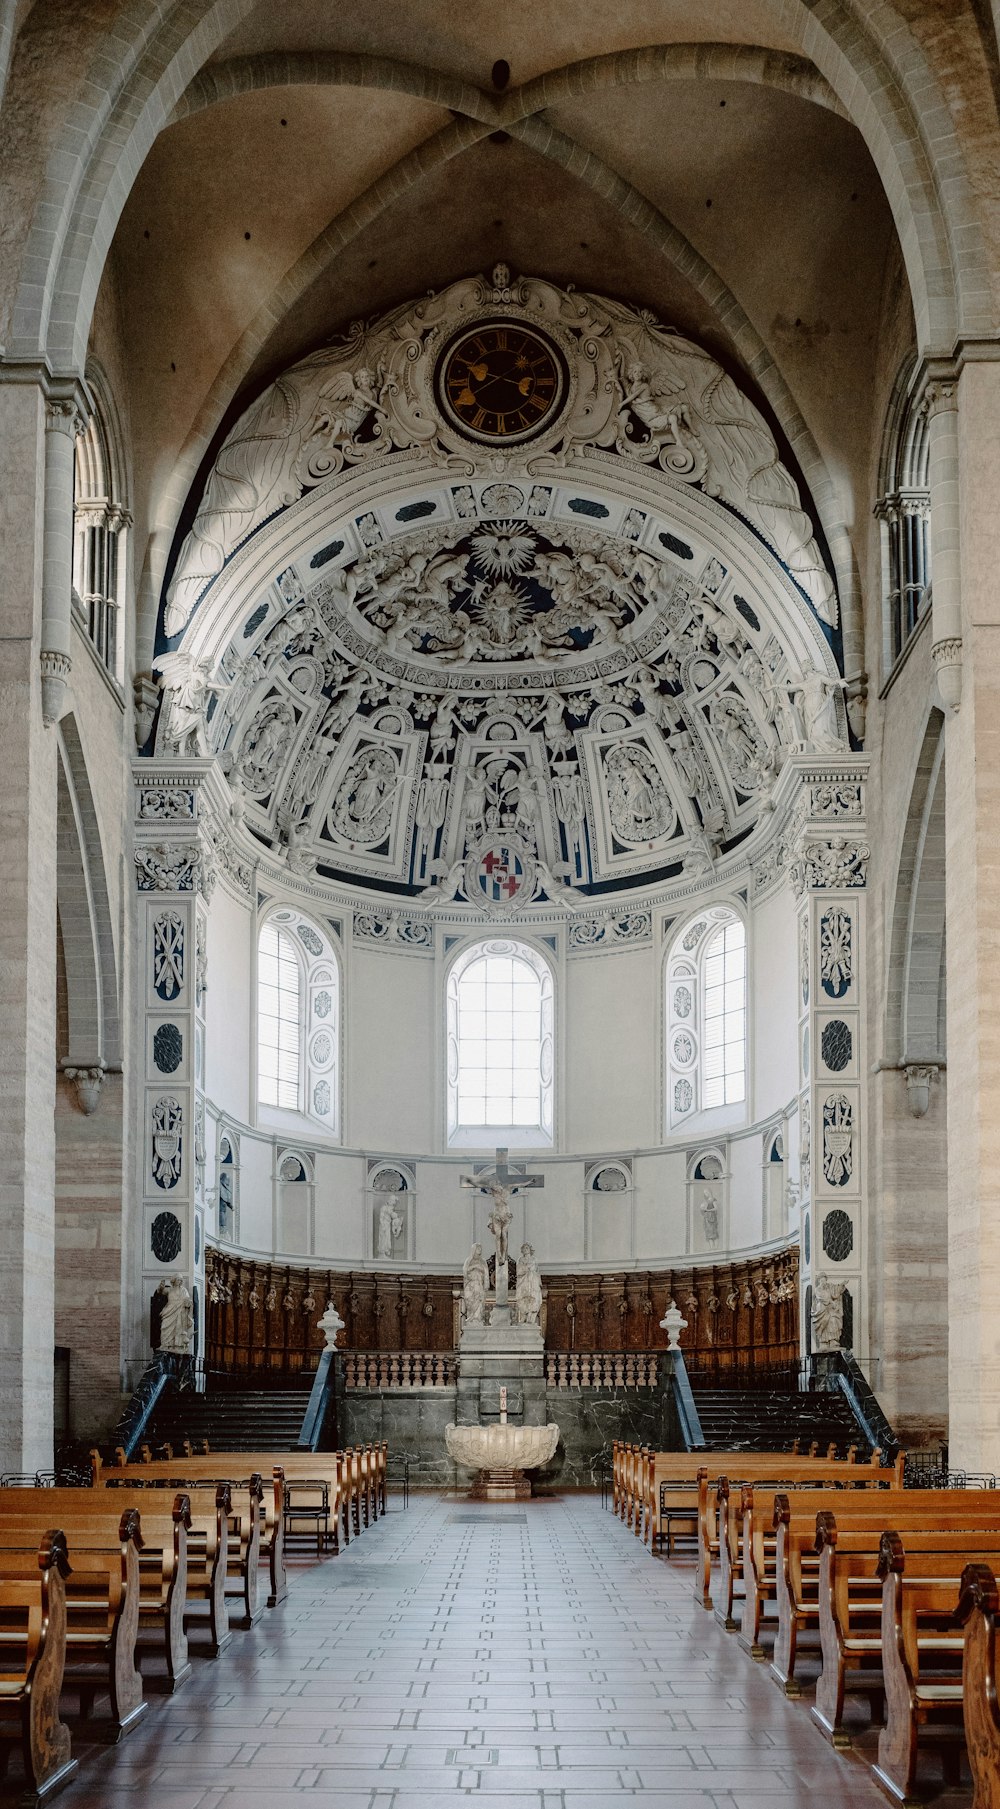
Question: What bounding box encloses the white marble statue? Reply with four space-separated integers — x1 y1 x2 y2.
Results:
486 1186 513 1267
462 1243 488 1327
811 1272 847 1351
157 1274 194 1354
789 665 849 753
515 1243 543 1327
700 1190 720 1245
377 1194 403 1259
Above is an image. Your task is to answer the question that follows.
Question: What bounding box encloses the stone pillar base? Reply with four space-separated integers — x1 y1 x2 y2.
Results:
469 1467 531 1501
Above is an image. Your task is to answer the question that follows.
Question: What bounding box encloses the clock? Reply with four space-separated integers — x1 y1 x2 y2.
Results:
436 319 567 445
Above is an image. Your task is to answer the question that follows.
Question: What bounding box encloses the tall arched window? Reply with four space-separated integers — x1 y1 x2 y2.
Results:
447 939 554 1148
256 910 339 1134
666 906 746 1130
74 363 130 682
877 359 931 667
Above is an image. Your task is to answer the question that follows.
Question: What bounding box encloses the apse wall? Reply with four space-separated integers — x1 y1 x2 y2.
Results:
199 870 802 1274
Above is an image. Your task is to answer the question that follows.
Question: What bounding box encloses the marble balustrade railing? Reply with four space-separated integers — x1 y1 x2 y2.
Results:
544 1352 659 1388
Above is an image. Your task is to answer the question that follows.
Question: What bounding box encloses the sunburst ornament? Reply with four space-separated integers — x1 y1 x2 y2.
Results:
469 522 538 580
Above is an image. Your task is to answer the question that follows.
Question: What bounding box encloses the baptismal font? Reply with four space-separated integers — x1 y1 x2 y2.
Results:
445 1149 559 1499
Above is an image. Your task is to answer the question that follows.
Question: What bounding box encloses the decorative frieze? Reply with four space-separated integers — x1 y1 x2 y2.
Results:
568 911 652 951
138 787 195 820
353 908 433 949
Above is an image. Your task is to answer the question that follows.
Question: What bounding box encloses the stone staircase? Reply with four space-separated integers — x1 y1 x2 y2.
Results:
689 1385 877 1458
141 1383 313 1453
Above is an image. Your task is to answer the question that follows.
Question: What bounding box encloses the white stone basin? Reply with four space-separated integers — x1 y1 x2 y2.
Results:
445 1422 560 1471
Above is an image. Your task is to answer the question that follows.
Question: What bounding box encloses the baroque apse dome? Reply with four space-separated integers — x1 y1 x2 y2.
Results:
151 267 853 928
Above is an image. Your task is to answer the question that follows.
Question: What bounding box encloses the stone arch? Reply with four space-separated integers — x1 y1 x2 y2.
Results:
9 4 986 380
884 709 946 1071
56 714 121 1080
135 139 857 673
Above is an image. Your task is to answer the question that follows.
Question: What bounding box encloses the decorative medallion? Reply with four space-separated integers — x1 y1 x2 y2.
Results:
150 1210 183 1263
822 1208 854 1262
435 320 567 445
153 1023 183 1074
464 836 536 913
820 1019 853 1073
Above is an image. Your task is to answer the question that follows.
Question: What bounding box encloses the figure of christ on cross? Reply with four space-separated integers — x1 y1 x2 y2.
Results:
460 1147 544 1325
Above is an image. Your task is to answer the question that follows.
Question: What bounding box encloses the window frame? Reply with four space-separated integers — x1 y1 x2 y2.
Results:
876 358 931 675
255 908 341 1139
446 937 555 1151
665 904 748 1136
73 363 130 686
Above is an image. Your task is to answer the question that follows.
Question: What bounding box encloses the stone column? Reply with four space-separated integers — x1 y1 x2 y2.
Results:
41 390 86 724
0 378 59 1471
785 757 870 1365
941 358 1000 1472
924 375 962 715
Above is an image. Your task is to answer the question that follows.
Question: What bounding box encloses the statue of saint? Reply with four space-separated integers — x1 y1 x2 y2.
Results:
515 1243 543 1327
377 1194 403 1259
462 1243 488 1327
157 1274 194 1354
811 1273 847 1351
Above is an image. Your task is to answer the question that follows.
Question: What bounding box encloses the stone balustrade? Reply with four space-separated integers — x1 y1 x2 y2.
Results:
344 1352 456 1390
545 1352 659 1389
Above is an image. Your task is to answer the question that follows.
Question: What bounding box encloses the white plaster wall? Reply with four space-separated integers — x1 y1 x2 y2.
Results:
346 946 435 1150
751 881 800 1122
202 882 801 1271
564 945 656 1152
204 883 253 1122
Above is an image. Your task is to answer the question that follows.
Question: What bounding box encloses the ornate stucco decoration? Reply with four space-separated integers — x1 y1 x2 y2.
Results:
165 267 834 638
152 274 849 915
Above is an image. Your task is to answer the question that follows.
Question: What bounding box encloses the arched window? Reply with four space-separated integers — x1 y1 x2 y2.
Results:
447 938 554 1148
666 906 746 1130
877 360 931 666
74 364 130 682
256 910 339 1134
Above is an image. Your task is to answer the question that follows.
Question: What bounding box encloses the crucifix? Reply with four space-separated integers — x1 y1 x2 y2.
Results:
460 1147 544 1325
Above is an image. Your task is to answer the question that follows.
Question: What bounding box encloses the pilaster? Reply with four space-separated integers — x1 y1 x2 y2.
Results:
782 757 870 1364
0 379 57 1469
131 761 234 1378
943 358 1000 1471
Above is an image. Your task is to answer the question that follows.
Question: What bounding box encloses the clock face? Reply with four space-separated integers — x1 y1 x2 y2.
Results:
436 320 567 444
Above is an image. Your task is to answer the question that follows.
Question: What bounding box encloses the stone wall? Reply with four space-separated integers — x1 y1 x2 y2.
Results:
337 1383 672 1490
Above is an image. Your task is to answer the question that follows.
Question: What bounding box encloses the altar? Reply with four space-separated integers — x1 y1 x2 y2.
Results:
451 1148 557 1497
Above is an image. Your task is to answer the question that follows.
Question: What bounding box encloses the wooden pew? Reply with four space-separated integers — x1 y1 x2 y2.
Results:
738 1473 913 1657
709 1455 896 1627
99 1454 286 1605
0 1510 147 1742
0 1488 192 1693
807 1497 1000 1745
874 1528 1000 1804
97 1470 264 1628
0 1531 77 1806
954 1562 1000 1809
99 1446 362 1563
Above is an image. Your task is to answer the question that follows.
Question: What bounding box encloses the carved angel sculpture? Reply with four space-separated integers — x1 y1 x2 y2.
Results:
153 653 223 755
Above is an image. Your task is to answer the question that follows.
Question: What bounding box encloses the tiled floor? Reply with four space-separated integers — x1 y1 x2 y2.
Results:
62 1495 912 1808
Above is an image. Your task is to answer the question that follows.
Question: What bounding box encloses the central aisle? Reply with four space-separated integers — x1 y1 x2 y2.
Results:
70 1495 896 1807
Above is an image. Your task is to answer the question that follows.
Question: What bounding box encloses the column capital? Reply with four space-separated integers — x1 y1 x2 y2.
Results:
134 841 216 898
790 836 869 897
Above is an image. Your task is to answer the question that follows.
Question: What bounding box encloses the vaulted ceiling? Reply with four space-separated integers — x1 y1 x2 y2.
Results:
79 2 914 679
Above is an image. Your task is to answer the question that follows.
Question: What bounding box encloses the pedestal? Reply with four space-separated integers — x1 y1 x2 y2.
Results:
469 1468 531 1502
